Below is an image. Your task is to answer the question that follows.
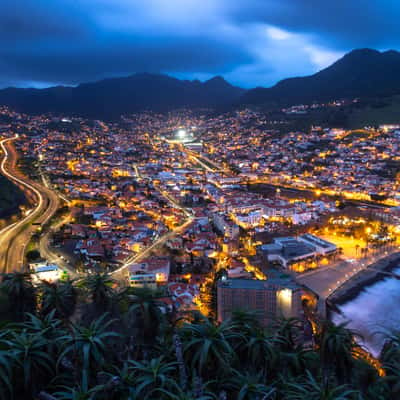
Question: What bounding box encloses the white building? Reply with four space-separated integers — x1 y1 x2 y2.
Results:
30 263 62 283
212 212 240 238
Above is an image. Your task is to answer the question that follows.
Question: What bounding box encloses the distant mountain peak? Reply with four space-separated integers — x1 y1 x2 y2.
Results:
333 48 400 67
206 76 226 83
241 47 400 107
347 48 381 56
383 49 400 56
204 76 234 88
0 73 244 119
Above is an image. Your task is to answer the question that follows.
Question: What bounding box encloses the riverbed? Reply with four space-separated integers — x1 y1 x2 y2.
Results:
332 267 400 357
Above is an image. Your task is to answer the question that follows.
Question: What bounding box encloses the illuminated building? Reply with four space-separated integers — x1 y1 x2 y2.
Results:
260 234 337 270
217 276 315 326
212 212 239 238
127 257 170 287
128 273 158 289
30 262 62 284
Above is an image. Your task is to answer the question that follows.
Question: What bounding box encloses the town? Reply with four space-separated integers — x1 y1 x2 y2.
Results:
3 1 400 397
0 105 399 329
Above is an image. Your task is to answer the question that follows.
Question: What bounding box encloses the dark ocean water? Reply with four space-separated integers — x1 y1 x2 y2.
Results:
332 267 400 357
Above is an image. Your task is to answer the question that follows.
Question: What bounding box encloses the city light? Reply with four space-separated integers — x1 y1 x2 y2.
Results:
177 129 186 139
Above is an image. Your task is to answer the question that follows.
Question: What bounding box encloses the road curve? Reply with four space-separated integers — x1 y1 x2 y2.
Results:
0 136 60 272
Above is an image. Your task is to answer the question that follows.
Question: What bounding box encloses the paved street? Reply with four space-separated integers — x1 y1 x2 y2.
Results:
0 136 60 272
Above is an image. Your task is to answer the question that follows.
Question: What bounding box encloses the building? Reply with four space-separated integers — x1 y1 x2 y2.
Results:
298 234 337 256
217 276 314 327
212 212 239 238
260 234 337 269
127 257 170 288
30 262 62 283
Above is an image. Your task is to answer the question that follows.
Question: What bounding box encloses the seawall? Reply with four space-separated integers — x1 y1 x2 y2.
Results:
328 251 400 308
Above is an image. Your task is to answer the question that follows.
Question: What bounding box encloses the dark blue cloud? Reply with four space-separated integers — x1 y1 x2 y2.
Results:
1 0 399 88
230 0 400 48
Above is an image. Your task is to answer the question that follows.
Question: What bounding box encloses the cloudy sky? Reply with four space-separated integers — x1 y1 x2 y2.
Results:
2 0 399 88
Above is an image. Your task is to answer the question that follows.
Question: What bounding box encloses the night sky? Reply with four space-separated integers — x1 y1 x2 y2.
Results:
2 0 400 88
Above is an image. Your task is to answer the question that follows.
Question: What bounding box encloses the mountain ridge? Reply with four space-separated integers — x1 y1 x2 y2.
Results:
0 73 244 119
241 48 400 106
2 49 400 117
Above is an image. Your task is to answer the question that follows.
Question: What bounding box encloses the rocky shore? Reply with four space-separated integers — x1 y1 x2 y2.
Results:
328 251 400 309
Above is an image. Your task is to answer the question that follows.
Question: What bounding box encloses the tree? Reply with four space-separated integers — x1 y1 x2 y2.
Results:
0 272 36 321
0 267 393 399
2 330 55 397
79 273 115 314
284 371 358 400
0 338 15 400
58 313 120 391
180 317 236 380
128 357 178 399
26 249 41 262
39 279 77 319
225 370 275 400
126 287 166 357
20 311 66 357
243 331 279 377
317 321 357 386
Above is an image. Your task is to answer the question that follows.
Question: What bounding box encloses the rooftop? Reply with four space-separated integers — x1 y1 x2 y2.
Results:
217 276 301 291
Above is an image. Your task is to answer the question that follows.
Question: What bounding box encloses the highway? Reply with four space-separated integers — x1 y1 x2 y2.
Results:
0 137 60 272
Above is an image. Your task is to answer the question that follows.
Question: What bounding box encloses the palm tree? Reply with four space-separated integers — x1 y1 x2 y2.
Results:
157 385 218 400
380 330 400 365
79 273 115 313
0 269 395 399
284 370 359 400
224 370 275 400
273 317 302 352
127 357 178 399
378 331 400 397
58 313 120 391
0 272 36 321
273 318 316 378
317 321 357 386
179 317 236 380
228 310 263 336
224 311 269 372
19 311 66 356
90 363 139 400
2 329 55 396
40 279 77 319
0 333 15 400
126 287 166 356
243 331 279 377
351 357 388 399
52 386 101 400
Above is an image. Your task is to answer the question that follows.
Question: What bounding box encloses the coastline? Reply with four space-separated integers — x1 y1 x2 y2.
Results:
327 251 400 310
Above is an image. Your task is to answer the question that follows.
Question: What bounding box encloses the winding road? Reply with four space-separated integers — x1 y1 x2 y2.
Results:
0 136 60 272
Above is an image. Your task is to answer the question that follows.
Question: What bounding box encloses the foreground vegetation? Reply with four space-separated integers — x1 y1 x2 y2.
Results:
0 175 25 217
0 272 399 399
